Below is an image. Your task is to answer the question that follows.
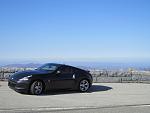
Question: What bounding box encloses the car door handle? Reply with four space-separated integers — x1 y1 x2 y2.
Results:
72 74 75 79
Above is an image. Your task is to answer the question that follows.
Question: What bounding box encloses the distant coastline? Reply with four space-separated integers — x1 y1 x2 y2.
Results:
1 61 150 71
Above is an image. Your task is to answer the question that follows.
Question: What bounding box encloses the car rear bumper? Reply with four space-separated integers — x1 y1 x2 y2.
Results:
8 80 29 94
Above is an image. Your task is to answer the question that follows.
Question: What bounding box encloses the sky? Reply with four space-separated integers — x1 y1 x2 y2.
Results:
0 0 150 63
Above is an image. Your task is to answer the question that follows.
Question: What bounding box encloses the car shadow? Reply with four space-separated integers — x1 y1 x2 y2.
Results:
87 85 112 93
39 85 112 96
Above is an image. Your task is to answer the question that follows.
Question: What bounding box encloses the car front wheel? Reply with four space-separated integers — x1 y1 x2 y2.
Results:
79 79 90 92
30 81 43 95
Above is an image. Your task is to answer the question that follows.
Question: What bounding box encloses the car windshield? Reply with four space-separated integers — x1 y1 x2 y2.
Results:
37 64 58 71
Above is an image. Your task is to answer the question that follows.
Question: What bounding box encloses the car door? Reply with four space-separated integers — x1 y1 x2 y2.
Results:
51 66 75 89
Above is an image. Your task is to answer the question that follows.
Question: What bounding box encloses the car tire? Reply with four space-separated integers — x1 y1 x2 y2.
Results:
79 79 90 92
30 81 43 95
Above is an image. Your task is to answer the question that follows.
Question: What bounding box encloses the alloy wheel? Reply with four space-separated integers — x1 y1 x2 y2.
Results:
30 81 43 95
79 79 90 92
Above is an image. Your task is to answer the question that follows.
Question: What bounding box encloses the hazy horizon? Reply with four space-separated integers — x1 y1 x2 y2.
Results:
0 57 150 64
1 58 150 70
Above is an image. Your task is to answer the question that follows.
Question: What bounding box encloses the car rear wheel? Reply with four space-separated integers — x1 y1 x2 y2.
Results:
79 79 90 92
30 81 43 95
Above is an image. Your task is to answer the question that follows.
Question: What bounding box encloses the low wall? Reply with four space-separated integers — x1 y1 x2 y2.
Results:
0 73 14 80
93 76 150 83
91 70 150 83
1 70 150 83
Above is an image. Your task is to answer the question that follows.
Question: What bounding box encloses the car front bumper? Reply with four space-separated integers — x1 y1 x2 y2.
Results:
8 80 30 94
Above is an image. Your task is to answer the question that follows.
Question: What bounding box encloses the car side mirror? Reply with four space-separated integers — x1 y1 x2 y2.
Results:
56 70 61 74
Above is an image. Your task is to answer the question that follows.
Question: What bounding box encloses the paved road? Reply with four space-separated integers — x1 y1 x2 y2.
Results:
0 82 150 113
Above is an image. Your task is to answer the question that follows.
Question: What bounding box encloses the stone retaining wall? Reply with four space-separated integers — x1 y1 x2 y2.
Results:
91 70 150 83
1 70 150 83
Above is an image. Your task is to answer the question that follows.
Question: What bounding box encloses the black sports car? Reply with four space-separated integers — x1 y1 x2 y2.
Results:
8 63 93 95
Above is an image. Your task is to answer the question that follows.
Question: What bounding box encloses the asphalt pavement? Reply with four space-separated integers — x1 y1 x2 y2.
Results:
0 81 150 113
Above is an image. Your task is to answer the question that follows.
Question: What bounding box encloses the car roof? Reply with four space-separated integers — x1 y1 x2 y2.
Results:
46 63 86 71
46 63 78 69
46 63 62 66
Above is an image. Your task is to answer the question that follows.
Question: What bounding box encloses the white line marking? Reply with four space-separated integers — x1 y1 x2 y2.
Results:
0 104 150 112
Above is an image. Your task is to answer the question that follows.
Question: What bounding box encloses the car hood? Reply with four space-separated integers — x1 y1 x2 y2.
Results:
9 70 52 81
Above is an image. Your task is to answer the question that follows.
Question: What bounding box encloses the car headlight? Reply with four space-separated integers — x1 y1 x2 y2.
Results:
19 77 29 81
18 75 32 82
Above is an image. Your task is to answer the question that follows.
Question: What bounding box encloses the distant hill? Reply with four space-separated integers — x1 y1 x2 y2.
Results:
2 63 42 68
1 62 150 71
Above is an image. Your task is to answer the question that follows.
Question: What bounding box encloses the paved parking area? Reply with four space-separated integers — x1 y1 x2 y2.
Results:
0 82 150 113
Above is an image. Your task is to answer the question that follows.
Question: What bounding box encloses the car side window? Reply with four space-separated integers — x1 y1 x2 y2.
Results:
60 66 73 74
